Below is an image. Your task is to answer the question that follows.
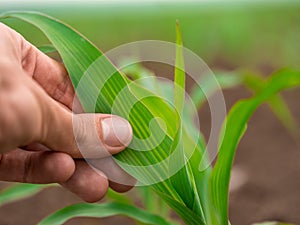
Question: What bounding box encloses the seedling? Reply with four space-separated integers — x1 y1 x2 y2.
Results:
0 12 299 225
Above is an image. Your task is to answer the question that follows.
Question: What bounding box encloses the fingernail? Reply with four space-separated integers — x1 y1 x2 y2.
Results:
101 116 132 147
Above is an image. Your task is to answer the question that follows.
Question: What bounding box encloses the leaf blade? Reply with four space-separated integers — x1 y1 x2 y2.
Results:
210 70 300 224
0 11 206 225
0 184 49 207
38 203 171 225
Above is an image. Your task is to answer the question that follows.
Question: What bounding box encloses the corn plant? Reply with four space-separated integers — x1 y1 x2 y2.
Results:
1 11 299 225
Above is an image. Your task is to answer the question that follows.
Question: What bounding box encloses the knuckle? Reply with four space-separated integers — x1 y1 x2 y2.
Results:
73 114 109 158
72 114 87 152
22 153 33 183
73 114 91 146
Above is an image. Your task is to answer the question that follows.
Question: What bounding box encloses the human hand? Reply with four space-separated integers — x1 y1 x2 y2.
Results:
0 23 135 202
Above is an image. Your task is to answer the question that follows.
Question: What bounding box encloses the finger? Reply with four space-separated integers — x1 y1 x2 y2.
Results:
0 71 132 157
24 146 136 192
0 149 75 183
60 160 109 203
109 180 134 193
27 70 133 158
0 23 80 111
22 143 50 152
23 41 80 111
40 103 133 158
87 157 136 191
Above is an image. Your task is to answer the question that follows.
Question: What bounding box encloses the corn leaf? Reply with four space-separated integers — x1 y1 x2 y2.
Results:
1 11 176 194
174 21 185 114
37 44 57 54
243 73 298 135
183 130 211 223
209 70 300 224
190 72 243 110
105 189 133 205
190 71 298 138
118 58 162 95
169 21 197 212
120 57 209 221
157 190 206 225
0 11 205 225
38 203 171 225
0 184 49 206
4 12 298 225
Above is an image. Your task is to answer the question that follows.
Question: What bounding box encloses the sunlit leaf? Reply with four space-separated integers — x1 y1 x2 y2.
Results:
37 44 56 54
0 184 50 207
2 11 299 225
243 73 298 135
38 203 171 225
0 11 205 225
210 70 300 224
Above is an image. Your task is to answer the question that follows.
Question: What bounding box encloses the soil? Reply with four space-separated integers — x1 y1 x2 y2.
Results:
0 80 299 225
228 88 300 225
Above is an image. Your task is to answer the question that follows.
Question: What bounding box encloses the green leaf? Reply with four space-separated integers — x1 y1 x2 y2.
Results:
106 189 133 205
190 72 243 110
118 58 163 96
138 187 169 217
191 70 298 136
209 69 300 224
169 20 198 213
1 10 173 192
120 56 208 223
0 183 49 206
174 20 185 114
38 203 171 225
37 44 57 54
0 11 205 225
182 129 211 223
267 94 298 135
243 73 298 135
157 190 205 225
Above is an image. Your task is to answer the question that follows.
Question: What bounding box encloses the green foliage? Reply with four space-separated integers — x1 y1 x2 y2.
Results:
1 11 299 225
242 72 298 135
209 69 300 224
0 183 49 206
38 203 170 225
2 3 300 69
37 44 57 54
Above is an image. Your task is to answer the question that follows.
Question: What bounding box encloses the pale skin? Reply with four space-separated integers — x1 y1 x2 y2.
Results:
0 23 135 202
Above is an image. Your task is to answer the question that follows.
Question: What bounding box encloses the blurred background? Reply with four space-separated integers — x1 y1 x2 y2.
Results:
1 0 300 224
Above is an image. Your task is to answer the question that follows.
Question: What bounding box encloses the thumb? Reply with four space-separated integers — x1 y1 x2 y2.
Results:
39 96 133 158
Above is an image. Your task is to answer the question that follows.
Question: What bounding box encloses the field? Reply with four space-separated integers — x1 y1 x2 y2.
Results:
1 1 300 225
